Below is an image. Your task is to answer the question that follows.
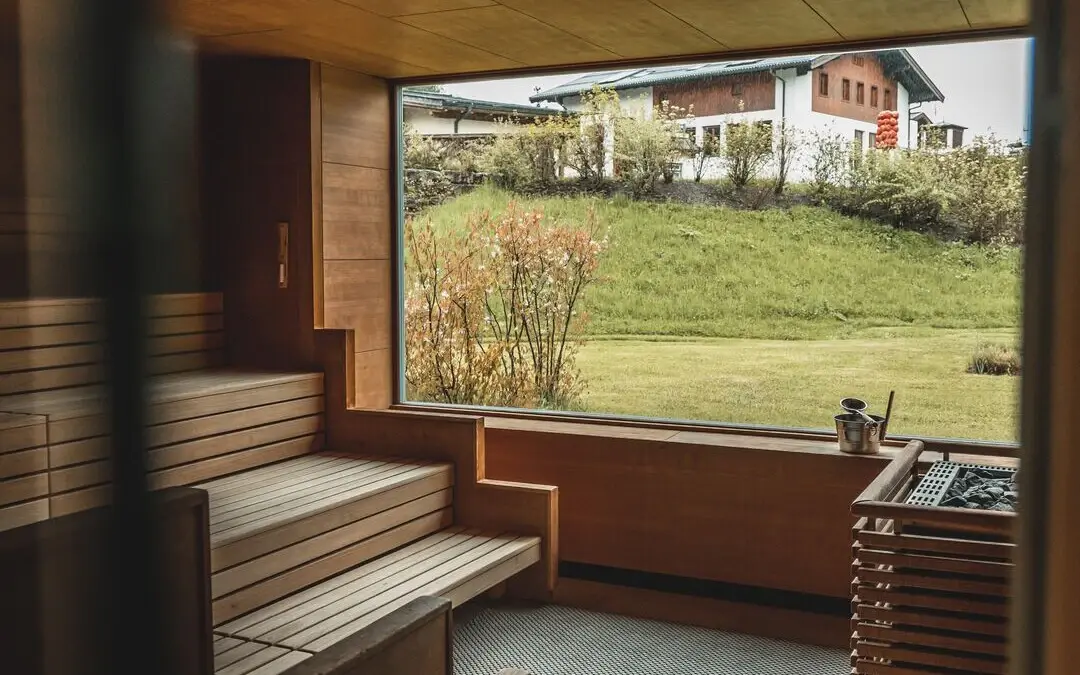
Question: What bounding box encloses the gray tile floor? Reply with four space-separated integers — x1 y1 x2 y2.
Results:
453 603 849 675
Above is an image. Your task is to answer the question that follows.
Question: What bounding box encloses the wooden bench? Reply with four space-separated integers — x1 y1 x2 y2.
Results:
217 525 539 653
0 293 326 527
0 412 49 530
203 454 455 625
0 292 225 396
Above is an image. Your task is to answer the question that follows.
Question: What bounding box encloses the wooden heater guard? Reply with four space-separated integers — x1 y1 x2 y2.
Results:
850 440 1017 675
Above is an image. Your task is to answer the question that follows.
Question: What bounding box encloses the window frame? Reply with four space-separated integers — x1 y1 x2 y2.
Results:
842 77 851 101
884 87 893 109
871 85 879 107
390 36 1028 451
855 129 865 147
856 81 865 105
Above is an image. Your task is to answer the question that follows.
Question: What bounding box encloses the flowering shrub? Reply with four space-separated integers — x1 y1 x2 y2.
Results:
405 202 607 408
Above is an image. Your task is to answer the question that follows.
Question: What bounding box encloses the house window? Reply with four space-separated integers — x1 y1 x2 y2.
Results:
952 128 964 148
869 131 877 147
871 85 879 107
884 88 893 110
731 82 744 96
819 72 829 96
853 55 865 67
855 129 864 148
856 82 865 105
842 78 851 102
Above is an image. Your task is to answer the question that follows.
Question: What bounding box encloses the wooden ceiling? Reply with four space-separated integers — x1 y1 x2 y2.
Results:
168 0 1029 79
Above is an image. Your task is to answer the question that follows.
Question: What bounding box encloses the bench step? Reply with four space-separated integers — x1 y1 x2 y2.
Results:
213 633 313 675
217 526 541 653
204 453 455 626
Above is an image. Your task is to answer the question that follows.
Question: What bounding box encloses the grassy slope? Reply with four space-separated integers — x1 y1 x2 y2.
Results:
421 186 1021 340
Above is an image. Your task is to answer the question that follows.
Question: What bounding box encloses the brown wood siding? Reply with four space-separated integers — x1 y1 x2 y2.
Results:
811 53 898 124
654 72 775 116
316 65 393 409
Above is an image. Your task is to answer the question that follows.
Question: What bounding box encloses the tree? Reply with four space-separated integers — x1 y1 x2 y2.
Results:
722 121 773 188
614 99 690 195
772 119 802 194
406 84 444 93
689 129 720 182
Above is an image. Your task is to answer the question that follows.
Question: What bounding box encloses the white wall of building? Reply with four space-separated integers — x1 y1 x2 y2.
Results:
404 107 509 136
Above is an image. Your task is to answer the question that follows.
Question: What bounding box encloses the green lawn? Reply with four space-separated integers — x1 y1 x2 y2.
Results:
574 329 1019 441
414 186 1022 441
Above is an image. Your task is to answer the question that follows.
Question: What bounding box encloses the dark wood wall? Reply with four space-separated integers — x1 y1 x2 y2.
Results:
655 71 775 116
316 64 393 408
811 53 897 123
199 56 317 370
1 1 208 299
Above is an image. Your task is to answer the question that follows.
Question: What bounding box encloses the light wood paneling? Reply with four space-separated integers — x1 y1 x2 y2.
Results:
961 0 1029 28
495 0 722 58
316 65 394 408
354 348 392 409
651 0 841 49
399 6 618 66
807 0 970 38
321 67 390 170
322 164 390 260
170 0 1028 79
323 260 391 354
338 0 495 16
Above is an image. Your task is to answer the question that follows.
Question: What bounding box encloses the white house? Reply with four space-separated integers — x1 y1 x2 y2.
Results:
403 89 564 138
531 50 944 181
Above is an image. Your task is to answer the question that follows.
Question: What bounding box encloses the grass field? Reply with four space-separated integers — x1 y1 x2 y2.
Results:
414 186 1023 440
575 329 1018 441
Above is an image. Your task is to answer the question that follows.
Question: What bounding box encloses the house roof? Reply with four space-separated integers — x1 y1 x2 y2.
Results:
530 49 944 105
925 122 969 130
403 89 565 119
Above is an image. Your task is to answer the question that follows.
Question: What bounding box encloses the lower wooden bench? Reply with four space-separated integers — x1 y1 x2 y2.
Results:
216 526 540 653
213 635 314 675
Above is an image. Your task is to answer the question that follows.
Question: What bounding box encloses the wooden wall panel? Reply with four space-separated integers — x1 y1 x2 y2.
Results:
317 64 394 409
323 164 391 260
483 420 890 598
811 53 898 123
655 72 775 116
199 56 317 370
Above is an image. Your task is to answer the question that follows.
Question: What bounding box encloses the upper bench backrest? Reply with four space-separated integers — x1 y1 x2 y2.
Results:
0 293 225 397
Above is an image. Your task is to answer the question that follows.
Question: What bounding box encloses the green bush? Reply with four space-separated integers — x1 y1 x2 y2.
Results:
967 342 1021 376
819 136 1025 244
614 99 689 197
722 121 773 188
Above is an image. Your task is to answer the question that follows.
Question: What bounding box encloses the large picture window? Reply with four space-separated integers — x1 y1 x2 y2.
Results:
398 40 1029 442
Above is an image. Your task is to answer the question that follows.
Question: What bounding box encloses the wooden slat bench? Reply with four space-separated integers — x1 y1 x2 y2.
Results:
0 293 327 527
203 454 455 625
217 526 540 653
0 292 225 396
213 634 314 675
0 412 49 530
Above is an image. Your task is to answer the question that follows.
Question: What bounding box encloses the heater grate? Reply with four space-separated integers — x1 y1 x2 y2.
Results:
906 461 1018 507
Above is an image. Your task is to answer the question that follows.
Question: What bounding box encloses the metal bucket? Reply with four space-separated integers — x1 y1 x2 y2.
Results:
835 413 886 455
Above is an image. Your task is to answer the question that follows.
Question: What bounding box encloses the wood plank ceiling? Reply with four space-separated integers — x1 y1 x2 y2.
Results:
168 0 1028 79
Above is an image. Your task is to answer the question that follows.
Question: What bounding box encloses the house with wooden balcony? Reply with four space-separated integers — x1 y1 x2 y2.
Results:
1 2 1076 675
